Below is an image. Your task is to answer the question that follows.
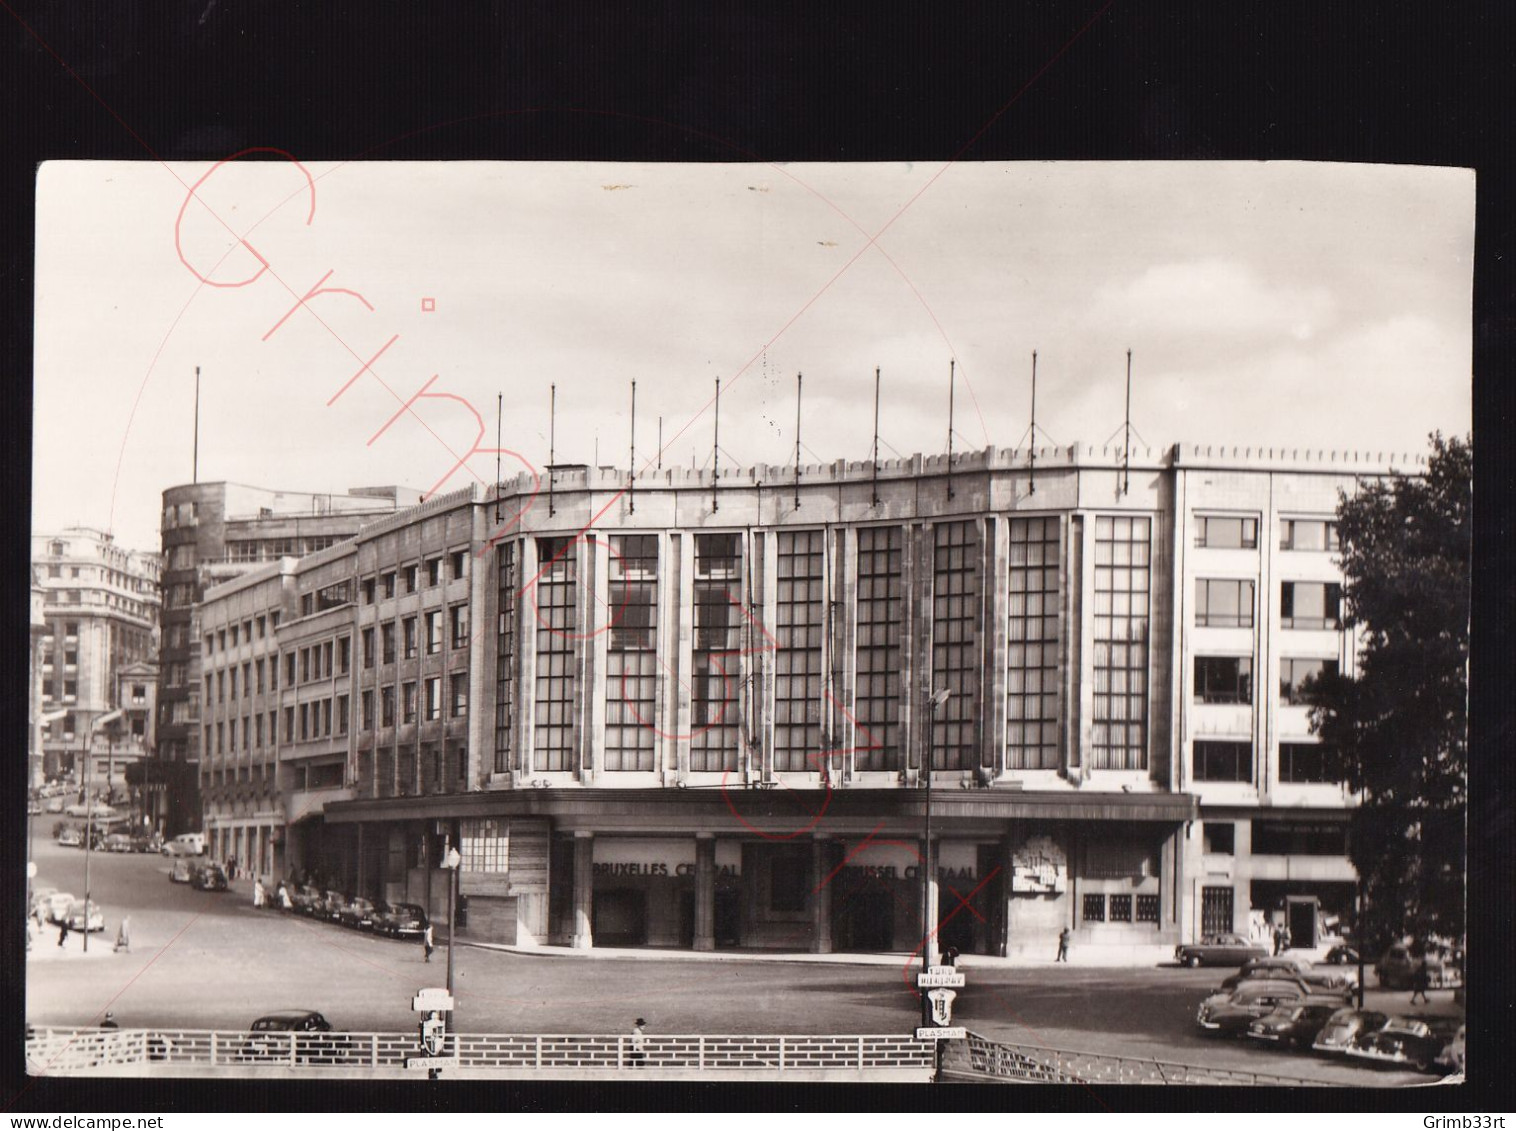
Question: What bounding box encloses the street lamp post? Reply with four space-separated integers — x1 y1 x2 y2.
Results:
443 845 461 1018
920 688 952 1019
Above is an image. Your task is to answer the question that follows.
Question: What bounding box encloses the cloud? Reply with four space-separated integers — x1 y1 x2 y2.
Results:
1089 259 1337 339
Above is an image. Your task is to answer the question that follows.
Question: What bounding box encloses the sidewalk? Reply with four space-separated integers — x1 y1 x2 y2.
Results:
26 927 120 963
462 938 1182 970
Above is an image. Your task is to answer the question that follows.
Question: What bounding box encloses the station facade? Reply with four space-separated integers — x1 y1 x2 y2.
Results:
196 443 1413 957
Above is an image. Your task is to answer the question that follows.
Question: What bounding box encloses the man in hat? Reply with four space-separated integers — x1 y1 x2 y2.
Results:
629 1019 647 1068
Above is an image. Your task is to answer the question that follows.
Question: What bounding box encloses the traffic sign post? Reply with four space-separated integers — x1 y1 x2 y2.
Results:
413 987 456 1078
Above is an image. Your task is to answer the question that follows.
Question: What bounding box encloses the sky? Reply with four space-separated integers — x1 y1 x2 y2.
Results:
32 160 1473 554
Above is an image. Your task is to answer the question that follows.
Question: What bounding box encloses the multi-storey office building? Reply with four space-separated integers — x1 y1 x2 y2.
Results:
155 482 412 834
311 442 1409 958
32 527 161 786
197 562 291 878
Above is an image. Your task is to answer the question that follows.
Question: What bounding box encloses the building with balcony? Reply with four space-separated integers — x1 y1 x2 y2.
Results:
31 527 161 788
289 441 1412 958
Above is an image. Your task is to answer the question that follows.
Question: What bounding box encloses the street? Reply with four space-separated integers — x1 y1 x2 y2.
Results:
26 837 1452 1086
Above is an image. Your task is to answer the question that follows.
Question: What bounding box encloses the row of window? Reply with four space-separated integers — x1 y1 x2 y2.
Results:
205 613 280 654
361 551 470 604
1192 740 1340 783
361 606 470 666
1193 657 1339 705
358 675 469 729
1082 893 1162 923
1195 580 1343 629
1193 516 1339 552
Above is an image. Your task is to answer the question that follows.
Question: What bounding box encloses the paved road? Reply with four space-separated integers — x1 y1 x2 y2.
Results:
26 838 1452 1087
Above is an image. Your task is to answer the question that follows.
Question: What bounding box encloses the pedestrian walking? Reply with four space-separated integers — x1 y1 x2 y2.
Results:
253 877 266 909
113 917 131 953
228 857 238 881
1272 925 1283 955
423 923 435 963
1056 926 1072 962
1281 925 1292 952
629 1019 647 1068
277 880 291 911
57 920 69 948
1410 963 1432 1005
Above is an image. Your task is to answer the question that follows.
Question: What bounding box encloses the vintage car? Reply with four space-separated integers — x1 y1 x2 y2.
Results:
239 1010 356 1065
57 827 82 848
336 897 379 931
1220 958 1353 994
169 859 194 883
191 863 230 892
1348 1015 1463 1073
1312 1008 1390 1056
1434 1024 1465 1076
1245 1002 1343 1049
1195 981 1336 1036
1322 945 1360 966
43 892 77 923
1376 943 1454 990
103 833 134 853
65 899 105 933
1176 933 1269 968
374 902 428 939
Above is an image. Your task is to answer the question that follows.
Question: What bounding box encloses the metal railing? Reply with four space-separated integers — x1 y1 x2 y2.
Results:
26 1029 934 1076
940 1031 1330 1087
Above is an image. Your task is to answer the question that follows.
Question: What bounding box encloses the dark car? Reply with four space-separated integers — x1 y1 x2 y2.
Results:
1348 1016 1463 1073
318 890 347 921
1246 1002 1343 1049
289 885 322 915
1220 958 1353 995
239 1010 356 1065
337 897 379 931
1196 981 1336 1036
1376 943 1453 990
1323 945 1360 966
375 902 428 938
1176 933 1269 968
192 863 229 892
1312 1008 1390 1056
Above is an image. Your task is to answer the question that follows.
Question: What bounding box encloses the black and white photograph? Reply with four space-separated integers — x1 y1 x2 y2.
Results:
22 156 1473 1092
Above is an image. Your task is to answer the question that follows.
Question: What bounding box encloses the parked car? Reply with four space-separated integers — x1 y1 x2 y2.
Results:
192 863 230 891
337 897 379 931
318 890 347 921
169 860 193 883
289 885 321 915
161 841 196 857
1176 933 1269 968
1322 945 1360 966
1348 1015 1463 1073
239 1010 355 1065
45 797 65 813
1196 981 1337 1036
1434 1024 1465 1076
375 902 428 939
43 892 76 923
57 827 82 848
65 899 104 933
28 800 42 816
1376 943 1453 990
64 802 116 819
1246 1002 1343 1049
1221 960 1353 994
30 888 58 921
1219 956 1315 988
1312 1008 1390 1056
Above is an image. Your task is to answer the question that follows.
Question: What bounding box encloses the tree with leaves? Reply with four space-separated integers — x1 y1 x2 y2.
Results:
1309 433 1470 953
